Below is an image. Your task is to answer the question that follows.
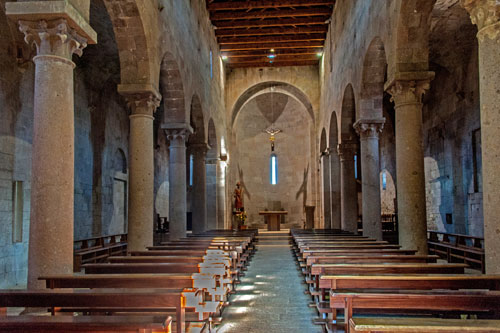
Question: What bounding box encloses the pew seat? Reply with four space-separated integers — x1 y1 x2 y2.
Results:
0 315 172 333
349 317 500 333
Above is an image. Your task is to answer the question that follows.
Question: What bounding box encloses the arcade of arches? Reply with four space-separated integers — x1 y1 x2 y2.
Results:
0 0 499 330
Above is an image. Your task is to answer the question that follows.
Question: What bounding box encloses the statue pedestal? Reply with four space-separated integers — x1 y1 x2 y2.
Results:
259 211 288 231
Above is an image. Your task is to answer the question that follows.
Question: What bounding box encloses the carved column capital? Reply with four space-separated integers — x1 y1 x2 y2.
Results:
18 19 87 62
337 142 358 162
386 79 432 108
462 0 500 41
354 118 385 139
163 123 194 145
124 92 161 118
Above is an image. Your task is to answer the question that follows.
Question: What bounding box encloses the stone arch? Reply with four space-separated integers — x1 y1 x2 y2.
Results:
115 148 127 173
103 0 159 86
189 94 205 144
393 0 436 75
207 119 218 159
160 52 186 123
231 81 314 127
340 84 357 143
360 37 388 120
320 128 327 152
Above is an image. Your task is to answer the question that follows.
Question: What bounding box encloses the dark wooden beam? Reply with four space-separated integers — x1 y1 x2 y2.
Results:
227 59 319 68
211 8 332 20
215 26 328 37
220 41 324 51
221 48 324 58
208 0 335 11
218 33 326 44
225 54 321 64
213 16 329 28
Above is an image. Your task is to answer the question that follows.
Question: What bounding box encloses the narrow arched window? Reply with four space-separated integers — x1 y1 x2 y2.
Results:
189 154 194 186
270 153 278 185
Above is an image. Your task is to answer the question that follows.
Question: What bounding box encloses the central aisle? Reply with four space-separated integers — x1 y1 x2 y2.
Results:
218 231 322 333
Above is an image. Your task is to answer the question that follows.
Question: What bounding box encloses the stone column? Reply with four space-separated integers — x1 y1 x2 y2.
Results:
462 0 500 273
321 150 332 229
119 89 161 252
6 6 96 288
386 74 433 254
164 124 193 240
329 147 341 230
337 143 358 233
206 157 218 230
191 143 209 234
217 158 227 229
354 119 385 240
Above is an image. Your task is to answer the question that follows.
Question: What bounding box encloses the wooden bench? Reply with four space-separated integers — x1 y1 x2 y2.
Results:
311 263 467 276
300 249 418 259
40 274 194 289
0 289 185 332
331 290 500 332
306 254 439 266
83 263 200 274
319 274 500 291
349 317 500 333
74 234 128 272
109 256 204 264
0 315 172 333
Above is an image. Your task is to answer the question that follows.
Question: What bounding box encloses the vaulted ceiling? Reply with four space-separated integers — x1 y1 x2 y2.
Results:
206 0 336 68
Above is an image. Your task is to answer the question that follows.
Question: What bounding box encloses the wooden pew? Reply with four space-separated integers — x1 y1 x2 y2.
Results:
74 234 128 272
109 256 203 264
0 316 172 333
40 274 194 289
311 263 467 276
307 254 439 265
331 290 500 332
319 274 500 291
301 249 418 259
349 317 500 333
0 289 185 332
83 263 200 274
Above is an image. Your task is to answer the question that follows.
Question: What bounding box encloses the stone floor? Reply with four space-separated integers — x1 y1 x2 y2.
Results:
217 231 322 333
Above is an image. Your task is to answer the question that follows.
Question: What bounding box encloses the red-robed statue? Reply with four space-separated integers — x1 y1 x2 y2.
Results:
234 182 243 211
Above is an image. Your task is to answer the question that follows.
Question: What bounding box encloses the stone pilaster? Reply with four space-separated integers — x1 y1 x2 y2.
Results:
328 147 341 230
6 10 96 289
354 119 385 240
206 157 218 230
119 88 161 252
217 158 227 229
462 0 500 273
164 124 193 240
386 73 434 254
190 143 209 234
337 142 358 233
321 149 332 229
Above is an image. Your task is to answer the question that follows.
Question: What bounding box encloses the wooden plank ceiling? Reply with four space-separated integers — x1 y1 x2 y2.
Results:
206 0 335 68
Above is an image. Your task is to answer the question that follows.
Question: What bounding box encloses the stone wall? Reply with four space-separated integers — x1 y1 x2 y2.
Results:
423 1 481 235
231 94 314 227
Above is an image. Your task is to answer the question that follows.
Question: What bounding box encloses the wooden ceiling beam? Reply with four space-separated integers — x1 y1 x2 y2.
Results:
213 16 329 28
215 26 328 37
225 54 321 64
208 0 335 11
211 8 332 20
220 41 324 51
227 59 319 68
218 33 326 44
221 48 324 58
